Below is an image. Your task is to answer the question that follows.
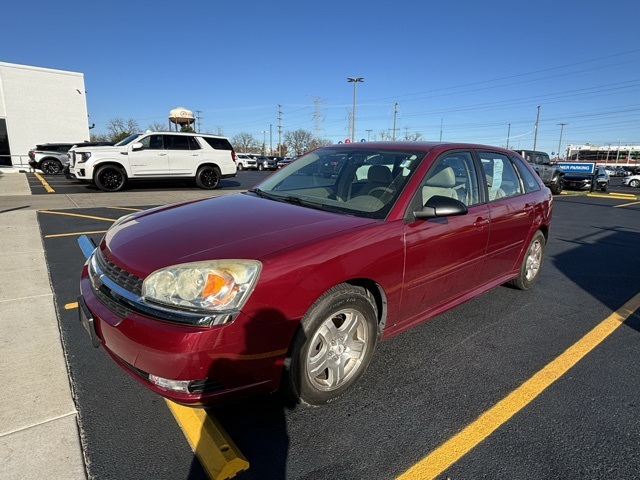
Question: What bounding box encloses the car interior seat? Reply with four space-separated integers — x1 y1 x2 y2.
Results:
358 165 394 197
422 166 458 204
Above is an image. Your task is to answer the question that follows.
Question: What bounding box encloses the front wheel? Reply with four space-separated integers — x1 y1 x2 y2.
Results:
195 165 221 189
283 284 378 406
550 177 563 195
600 183 608 192
508 231 545 290
40 158 63 175
94 165 127 192
630 179 640 188
237 163 244 171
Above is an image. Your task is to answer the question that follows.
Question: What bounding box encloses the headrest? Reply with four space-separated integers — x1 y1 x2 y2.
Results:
368 165 393 183
426 166 456 188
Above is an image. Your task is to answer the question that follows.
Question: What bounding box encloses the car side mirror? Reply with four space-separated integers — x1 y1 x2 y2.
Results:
131 142 144 151
414 195 468 220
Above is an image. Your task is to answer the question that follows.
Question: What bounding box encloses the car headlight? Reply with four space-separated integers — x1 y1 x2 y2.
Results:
142 260 261 313
80 152 92 162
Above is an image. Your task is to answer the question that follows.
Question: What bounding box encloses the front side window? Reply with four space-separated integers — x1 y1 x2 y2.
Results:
416 151 480 208
479 151 523 201
140 135 164 150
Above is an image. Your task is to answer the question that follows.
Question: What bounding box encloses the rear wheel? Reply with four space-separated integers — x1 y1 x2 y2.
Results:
94 165 127 192
508 231 545 290
40 158 63 175
283 284 378 406
195 165 221 189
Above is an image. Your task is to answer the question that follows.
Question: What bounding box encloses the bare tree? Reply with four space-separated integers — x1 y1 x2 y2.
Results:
107 118 140 142
147 122 169 132
231 132 260 153
284 129 315 155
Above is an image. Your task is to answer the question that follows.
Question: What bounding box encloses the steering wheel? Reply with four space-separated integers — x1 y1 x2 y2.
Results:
367 186 394 199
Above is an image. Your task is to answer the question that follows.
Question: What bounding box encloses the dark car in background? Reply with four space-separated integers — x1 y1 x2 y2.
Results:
563 166 610 192
77 142 552 407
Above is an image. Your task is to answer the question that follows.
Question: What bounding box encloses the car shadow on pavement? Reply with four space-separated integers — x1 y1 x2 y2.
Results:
188 308 303 479
552 226 640 332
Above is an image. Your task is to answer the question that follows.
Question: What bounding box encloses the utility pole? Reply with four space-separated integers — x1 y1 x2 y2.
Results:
557 123 567 160
533 105 541 151
366 129 372 141
439 118 443 142
392 103 398 141
506 123 511 149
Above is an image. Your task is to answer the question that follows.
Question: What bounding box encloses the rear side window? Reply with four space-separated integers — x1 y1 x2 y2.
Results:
201 137 233 150
511 155 541 193
166 135 201 150
478 151 523 201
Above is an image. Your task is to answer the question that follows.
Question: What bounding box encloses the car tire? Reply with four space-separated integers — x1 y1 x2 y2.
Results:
237 163 244 171
94 165 127 192
283 284 378 406
508 230 545 291
258 164 265 171
550 176 563 195
630 179 640 188
600 183 608 192
40 158 63 175
195 165 221 189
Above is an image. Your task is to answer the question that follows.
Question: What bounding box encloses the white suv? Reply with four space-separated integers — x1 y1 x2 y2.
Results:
69 132 237 191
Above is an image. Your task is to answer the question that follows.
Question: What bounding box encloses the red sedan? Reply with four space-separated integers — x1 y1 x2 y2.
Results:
78 142 552 406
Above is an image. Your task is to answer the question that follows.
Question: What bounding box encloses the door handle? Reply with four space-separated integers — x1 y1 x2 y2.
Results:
473 217 490 228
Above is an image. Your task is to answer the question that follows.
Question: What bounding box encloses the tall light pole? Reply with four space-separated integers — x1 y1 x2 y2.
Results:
557 123 567 160
347 77 364 142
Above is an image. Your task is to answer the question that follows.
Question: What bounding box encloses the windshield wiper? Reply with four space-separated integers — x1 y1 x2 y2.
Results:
248 189 328 211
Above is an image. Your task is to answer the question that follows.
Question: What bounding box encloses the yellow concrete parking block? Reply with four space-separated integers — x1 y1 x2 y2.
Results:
167 400 249 480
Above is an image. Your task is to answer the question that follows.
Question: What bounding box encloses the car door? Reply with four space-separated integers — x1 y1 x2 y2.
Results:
401 151 490 324
478 151 536 283
128 134 169 176
167 135 201 175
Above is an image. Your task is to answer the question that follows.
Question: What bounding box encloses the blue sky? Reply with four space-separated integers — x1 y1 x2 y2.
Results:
2 0 640 155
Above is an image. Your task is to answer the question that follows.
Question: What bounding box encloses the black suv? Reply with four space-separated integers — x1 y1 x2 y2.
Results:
28 143 77 174
511 149 565 194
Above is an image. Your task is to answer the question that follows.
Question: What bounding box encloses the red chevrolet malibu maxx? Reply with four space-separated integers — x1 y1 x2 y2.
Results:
78 142 552 406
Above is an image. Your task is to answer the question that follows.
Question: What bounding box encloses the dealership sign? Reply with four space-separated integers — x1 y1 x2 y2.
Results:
557 162 596 174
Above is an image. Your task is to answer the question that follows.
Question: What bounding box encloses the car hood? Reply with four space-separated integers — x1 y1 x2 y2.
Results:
101 193 377 278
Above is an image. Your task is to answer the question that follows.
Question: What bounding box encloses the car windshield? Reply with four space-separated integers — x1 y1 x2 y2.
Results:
115 133 143 146
250 146 425 219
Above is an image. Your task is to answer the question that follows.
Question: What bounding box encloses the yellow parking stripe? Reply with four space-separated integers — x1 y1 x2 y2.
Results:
34 172 55 193
397 292 640 480
45 230 108 239
106 206 144 212
39 210 118 222
166 400 249 479
64 302 79 310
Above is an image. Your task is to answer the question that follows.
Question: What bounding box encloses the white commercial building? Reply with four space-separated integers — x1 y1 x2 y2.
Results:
0 62 89 168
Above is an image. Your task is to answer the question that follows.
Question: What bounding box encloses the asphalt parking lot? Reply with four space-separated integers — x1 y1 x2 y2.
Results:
3 168 640 479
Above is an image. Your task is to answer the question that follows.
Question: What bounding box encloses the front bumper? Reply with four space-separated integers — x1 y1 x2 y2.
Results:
79 262 289 405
